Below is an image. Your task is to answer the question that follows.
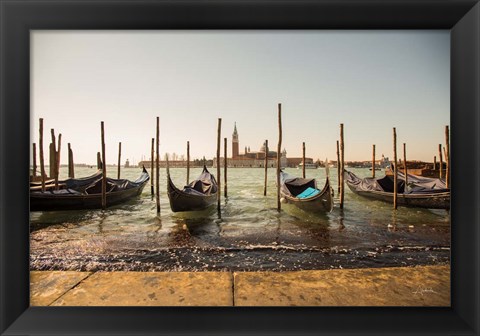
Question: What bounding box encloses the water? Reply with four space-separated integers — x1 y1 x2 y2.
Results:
30 167 450 272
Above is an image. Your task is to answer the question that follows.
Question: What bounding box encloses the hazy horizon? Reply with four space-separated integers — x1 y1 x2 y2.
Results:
31 30 450 166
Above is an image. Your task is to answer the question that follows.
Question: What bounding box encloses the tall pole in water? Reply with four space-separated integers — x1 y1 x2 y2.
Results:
445 125 450 188
39 118 46 192
302 142 306 178
438 144 443 179
101 122 107 209
216 118 222 212
49 143 55 178
277 103 282 212
32 143 37 178
186 141 190 185
403 143 408 190
68 143 75 178
50 130 58 190
156 117 160 214
117 142 122 179
336 140 340 194
151 138 154 196
224 137 228 198
264 139 268 196
393 128 398 210
56 134 62 190
372 144 376 178
339 124 345 209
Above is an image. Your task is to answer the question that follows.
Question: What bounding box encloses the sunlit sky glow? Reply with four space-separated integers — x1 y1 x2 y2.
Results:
31 30 449 165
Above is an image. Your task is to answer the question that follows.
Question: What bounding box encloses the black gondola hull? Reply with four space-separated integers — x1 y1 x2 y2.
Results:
30 184 147 211
166 166 218 213
167 184 216 212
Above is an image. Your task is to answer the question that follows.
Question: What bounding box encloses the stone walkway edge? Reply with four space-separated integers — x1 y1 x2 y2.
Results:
30 265 450 307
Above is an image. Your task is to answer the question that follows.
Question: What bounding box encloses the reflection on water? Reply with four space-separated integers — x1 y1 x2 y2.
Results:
30 167 450 271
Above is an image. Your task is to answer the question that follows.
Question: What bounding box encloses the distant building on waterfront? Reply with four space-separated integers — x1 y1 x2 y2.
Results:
138 123 316 169
137 159 213 168
213 123 313 168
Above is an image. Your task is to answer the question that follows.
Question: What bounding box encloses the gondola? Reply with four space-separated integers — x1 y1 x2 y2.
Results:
30 167 149 211
279 170 334 213
30 170 103 192
345 170 450 209
167 165 218 212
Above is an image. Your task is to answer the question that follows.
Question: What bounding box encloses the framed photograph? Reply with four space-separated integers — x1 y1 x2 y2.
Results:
1 1 479 335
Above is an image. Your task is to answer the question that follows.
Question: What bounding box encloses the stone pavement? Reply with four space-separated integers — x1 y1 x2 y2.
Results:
30 265 450 306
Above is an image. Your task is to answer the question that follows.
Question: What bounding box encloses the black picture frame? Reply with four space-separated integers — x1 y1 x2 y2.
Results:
1 1 479 335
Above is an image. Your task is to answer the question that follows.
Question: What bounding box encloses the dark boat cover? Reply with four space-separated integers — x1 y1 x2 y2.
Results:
31 167 149 196
30 167 150 211
345 170 448 194
180 166 218 196
280 171 317 197
30 170 104 191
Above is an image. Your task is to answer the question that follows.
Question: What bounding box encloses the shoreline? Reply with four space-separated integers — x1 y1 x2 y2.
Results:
31 264 450 306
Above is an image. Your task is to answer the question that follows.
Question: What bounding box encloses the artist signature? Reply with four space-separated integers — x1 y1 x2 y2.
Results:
413 287 437 296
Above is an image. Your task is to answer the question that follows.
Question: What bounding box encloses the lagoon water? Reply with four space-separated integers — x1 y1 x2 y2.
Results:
30 167 450 272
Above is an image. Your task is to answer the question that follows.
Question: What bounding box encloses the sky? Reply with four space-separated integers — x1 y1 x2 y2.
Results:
31 30 450 165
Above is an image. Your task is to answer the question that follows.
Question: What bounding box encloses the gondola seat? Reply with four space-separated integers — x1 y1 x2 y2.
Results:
296 187 320 199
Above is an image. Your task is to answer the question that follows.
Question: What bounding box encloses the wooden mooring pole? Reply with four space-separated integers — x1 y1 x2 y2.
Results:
264 139 268 196
336 140 340 194
186 141 190 185
445 125 450 188
117 142 122 179
216 118 222 212
32 143 37 178
393 128 398 210
403 143 408 189
438 144 443 179
39 118 46 191
101 122 107 210
156 117 160 214
277 103 282 212
151 138 154 196
302 142 306 178
97 152 102 170
434 156 437 170
49 143 55 178
372 144 376 178
50 130 58 190
224 137 228 198
339 124 345 209
56 134 62 190
68 143 74 178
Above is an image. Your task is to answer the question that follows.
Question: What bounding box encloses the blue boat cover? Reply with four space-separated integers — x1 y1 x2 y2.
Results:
296 187 320 199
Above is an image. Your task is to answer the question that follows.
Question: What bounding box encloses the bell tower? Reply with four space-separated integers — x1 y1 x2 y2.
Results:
232 122 239 158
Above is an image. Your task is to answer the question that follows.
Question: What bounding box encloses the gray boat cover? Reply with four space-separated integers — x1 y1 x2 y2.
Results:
31 167 150 196
345 170 448 195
